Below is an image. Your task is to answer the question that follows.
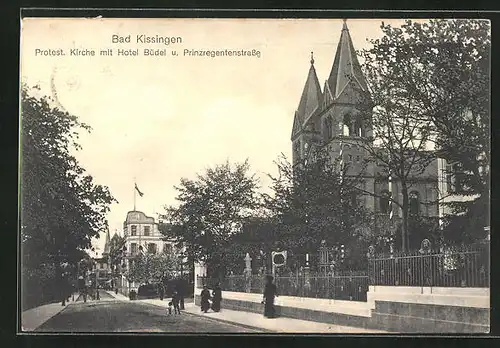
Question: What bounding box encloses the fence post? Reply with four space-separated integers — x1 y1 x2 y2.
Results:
244 253 252 293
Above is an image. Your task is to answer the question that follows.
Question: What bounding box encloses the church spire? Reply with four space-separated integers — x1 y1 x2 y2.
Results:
291 52 323 140
102 225 111 257
327 19 369 100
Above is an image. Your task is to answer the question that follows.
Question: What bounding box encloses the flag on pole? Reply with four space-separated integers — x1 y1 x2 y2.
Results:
135 183 144 197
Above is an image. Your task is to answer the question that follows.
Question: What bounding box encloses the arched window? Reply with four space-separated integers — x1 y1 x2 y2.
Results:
325 117 333 139
293 141 301 160
343 114 353 136
409 191 420 215
379 190 390 214
354 118 363 137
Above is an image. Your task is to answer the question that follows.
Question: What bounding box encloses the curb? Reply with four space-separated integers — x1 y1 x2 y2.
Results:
181 309 275 333
140 301 275 333
22 297 76 332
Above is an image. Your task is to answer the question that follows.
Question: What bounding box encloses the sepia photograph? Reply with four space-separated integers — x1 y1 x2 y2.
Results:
19 16 490 334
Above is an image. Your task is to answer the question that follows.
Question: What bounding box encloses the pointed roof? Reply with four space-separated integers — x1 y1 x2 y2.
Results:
102 226 111 256
297 53 323 123
327 20 369 100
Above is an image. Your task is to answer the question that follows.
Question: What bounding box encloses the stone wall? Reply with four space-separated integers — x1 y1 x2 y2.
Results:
194 286 490 333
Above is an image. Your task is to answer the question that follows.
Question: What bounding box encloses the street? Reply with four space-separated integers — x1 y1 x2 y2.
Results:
36 291 260 333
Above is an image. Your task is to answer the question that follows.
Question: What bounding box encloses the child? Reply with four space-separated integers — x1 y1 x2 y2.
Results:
172 291 181 315
167 301 173 315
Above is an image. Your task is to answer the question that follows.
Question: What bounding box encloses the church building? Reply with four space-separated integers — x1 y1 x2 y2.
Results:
290 20 440 247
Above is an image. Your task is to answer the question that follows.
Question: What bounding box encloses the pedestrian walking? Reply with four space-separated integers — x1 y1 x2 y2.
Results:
200 285 211 313
211 282 222 312
167 301 173 315
262 275 278 318
172 291 181 314
178 279 186 310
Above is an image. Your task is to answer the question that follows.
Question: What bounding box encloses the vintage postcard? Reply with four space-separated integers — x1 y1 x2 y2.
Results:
19 16 490 334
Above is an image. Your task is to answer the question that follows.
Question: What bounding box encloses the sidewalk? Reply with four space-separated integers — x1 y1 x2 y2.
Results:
105 290 129 301
21 293 79 332
138 298 388 333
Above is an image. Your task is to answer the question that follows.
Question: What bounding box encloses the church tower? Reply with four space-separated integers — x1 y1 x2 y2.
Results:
102 226 111 261
292 19 375 209
291 52 323 166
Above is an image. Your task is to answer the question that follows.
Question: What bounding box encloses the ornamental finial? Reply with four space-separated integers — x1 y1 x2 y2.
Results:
310 51 314 65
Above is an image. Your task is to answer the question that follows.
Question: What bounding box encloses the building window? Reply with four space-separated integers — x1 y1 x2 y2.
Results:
409 191 420 215
351 192 357 206
348 154 353 162
163 243 173 254
293 141 301 161
379 190 390 214
100 263 104 269
343 114 352 136
148 243 157 254
446 162 465 193
144 226 150 236
131 225 137 236
130 243 137 254
163 243 172 254
356 155 361 162
325 117 333 139
355 118 363 137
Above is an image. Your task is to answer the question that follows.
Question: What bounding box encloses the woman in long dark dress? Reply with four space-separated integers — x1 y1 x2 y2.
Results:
211 283 222 312
200 285 211 313
263 275 278 318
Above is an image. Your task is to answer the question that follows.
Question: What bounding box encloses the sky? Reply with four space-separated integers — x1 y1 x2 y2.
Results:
20 17 419 256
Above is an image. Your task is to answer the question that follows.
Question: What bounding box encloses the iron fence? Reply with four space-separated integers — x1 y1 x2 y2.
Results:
197 270 368 302
368 242 490 287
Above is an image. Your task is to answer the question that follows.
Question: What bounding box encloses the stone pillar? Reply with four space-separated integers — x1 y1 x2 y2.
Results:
194 261 207 293
244 253 252 293
304 253 311 296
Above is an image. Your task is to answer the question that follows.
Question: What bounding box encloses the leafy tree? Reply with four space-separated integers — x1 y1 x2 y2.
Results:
263 150 373 269
160 160 260 277
126 250 179 285
223 215 279 274
20 85 116 305
359 19 490 244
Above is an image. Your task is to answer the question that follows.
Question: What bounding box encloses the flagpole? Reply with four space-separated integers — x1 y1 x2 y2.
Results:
133 177 136 211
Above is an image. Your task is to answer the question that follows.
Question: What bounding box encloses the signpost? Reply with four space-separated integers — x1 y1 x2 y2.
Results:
271 251 287 278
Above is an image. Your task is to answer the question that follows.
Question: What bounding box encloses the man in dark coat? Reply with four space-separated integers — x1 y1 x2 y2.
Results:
177 279 185 309
200 285 211 313
263 275 278 318
172 291 181 314
211 283 222 312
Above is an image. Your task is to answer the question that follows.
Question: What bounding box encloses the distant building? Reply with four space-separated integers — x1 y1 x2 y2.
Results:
91 228 112 288
123 210 175 255
120 210 180 292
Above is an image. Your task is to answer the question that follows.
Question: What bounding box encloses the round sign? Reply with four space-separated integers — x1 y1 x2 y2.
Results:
273 254 285 265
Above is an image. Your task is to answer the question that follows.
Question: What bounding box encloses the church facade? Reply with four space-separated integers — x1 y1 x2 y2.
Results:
290 21 440 244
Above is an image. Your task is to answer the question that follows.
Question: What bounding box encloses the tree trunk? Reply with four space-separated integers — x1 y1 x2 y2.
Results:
401 181 409 252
